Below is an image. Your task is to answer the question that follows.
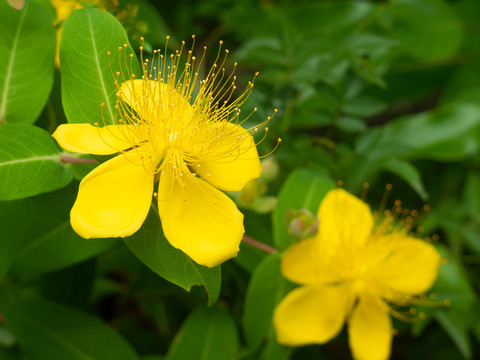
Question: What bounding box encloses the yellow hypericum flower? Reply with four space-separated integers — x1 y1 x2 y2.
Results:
51 0 84 67
273 189 441 360
53 39 276 267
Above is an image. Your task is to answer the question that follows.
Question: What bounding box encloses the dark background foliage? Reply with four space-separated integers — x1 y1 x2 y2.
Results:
1 0 480 359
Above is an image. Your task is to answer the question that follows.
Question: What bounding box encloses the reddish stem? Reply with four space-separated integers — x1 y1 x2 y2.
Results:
242 235 277 254
61 156 99 164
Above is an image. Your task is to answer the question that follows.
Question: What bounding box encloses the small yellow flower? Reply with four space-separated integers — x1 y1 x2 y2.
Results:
53 39 272 268
273 189 441 360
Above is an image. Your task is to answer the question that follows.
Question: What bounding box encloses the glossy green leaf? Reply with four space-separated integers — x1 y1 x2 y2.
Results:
0 0 55 124
272 169 335 250
4 299 139 360
0 124 73 200
243 254 294 353
165 307 239 360
124 206 221 306
60 8 139 125
9 184 116 275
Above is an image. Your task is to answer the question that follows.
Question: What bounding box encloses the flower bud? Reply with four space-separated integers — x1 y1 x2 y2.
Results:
260 156 279 182
285 208 319 240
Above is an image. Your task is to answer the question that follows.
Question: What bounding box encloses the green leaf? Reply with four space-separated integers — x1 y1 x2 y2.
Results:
0 0 55 124
343 95 387 117
386 0 463 61
347 52 387 88
429 246 476 359
142 356 164 360
165 307 239 360
0 199 27 282
60 8 139 125
259 330 291 360
285 1 374 36
0 348 18 360
40 259 96 308
124 206 221 306
9 184 116 275
4 298 139 360
0 124 73 200
382 157 428 200
134 0 174 47
234 210 273 273
463 173 480 216
272 169 335 250
356 103 480 161
336 116 367 133
434 311 471 360
243 254 294 353
0 324 15 347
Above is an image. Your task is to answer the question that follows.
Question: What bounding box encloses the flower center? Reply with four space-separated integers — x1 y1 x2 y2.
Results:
106 37 280 184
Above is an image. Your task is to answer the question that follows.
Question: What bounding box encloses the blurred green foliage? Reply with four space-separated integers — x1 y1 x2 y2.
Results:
1 0 480 359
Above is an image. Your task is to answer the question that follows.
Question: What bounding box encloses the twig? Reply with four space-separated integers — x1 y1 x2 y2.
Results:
242 235 277 254
61 156 99 164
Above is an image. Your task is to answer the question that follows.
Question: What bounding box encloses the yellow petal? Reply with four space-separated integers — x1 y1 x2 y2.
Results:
281 238 322 285
372 235 441 296
55 27 61 68
71 150 157 238
52 0 82 25
119 79 192 120
53 123 132 155
195 123 262 191
281 234 353 286
318 188 374 255
157 164 244 268
274 284 349 346
349 298 392 360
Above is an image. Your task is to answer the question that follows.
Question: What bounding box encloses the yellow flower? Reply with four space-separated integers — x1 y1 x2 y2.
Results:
51 0 84 67
273 189 441 360
53 39 272 268
51 0 83 25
